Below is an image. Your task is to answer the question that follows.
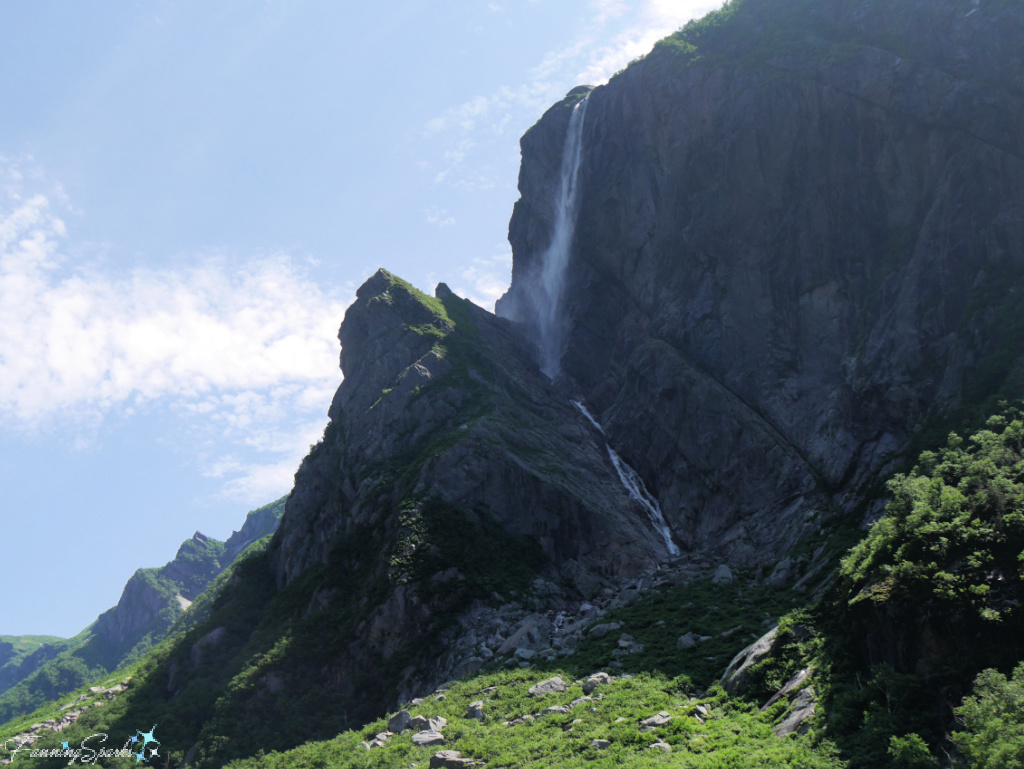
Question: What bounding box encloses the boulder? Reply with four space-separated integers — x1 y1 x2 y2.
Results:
582 672 610 694
409 715 447 732
528 676 567 696
587 622 621 639
640 711 672 728
773 688 816 737
430 751 478 768
541 705 569 716
466 700 484 720
412 731 446 746
677 632 697 650
720 627 780 695
387 710 412 733
711 565 734 585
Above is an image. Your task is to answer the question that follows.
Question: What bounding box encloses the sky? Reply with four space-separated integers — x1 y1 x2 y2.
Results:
0 0 719 638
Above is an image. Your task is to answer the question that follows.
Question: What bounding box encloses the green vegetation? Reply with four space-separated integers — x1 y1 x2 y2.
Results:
0 498 285 726
219 670 842 769
840 409 1024 624
953 663 1024 768
390 498 545 604
557 577 798 689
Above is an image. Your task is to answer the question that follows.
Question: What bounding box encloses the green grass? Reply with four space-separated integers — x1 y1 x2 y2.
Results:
219 670 843 769
0 637 64 655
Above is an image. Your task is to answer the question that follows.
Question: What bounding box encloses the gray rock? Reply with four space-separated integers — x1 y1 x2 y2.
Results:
466 700 484 720
409 716 448 733
451 657 484 678
412 731 446 746
761 668 815 712
591 739 611 749
766 558 794 587
588 622 621 639
608 588 641 609
677 632 697 650
773 688 816 737
387 710 411 733
650 742 672 752
541 705 569 716
528 676 567 696
711 565 734 585
720 627 780 695
430 751 478 768
582 672 610 694
640 711 672 728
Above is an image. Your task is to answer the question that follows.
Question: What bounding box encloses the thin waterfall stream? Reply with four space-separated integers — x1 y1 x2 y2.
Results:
572 400 681 557
535 97 588 378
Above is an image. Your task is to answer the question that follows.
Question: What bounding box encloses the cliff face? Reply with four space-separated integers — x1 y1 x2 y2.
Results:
498 0 1024 563
261 271 682 707
272 270 674 594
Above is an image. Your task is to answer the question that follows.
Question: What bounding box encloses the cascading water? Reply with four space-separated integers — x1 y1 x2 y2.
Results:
572 400 681 557
535 97 589 378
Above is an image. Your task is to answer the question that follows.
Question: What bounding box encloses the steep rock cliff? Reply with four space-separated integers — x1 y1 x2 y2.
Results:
270 269 675 595
498 0 1024 563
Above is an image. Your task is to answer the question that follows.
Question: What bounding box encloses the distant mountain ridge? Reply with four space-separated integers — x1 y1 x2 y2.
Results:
0 497 285 724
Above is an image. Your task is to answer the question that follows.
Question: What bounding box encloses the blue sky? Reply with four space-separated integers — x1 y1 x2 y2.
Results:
0 0 718 637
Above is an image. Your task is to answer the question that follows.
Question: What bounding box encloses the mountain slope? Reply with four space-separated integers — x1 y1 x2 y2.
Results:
0 498 285 723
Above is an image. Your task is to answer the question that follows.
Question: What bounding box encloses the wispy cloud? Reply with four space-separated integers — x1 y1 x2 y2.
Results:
423 0 718 192
425 207 456 228
0 159 348 502
453 246 513 311
576 0 720 84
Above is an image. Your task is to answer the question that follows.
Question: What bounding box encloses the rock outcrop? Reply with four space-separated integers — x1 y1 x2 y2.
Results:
498 0 1024 565
262 271 686 705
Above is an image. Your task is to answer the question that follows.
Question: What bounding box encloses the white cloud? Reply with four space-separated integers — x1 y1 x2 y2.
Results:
421 1 717 192
0 161 350 502
454 247 513 311
575 0 720 84
425 207 456 227
201 418 327 504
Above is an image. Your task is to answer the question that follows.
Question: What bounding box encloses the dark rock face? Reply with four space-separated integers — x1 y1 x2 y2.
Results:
272 270 673 590
498 0 1024 563
265 270 683 706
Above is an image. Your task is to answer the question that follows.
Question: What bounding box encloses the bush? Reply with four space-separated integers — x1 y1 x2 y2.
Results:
953 663 1024 768
840 410 1024 622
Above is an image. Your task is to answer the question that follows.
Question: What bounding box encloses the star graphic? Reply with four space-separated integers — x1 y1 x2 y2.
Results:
149 748 160 758
61 742 69 749
130 735 139 744
134 750 147 764
139 727 158 747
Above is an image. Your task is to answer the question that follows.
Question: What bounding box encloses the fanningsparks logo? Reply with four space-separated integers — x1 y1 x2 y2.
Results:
2 725 161 765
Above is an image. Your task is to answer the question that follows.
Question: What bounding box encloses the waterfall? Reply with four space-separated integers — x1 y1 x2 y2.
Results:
572 400 681 557
535 97 588 378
